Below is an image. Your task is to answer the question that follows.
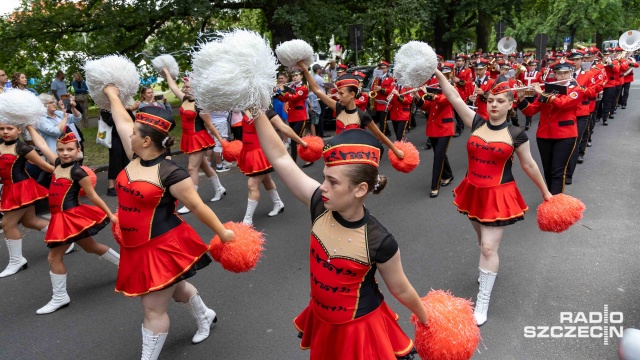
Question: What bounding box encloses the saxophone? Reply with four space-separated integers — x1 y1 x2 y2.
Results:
369 77 380 108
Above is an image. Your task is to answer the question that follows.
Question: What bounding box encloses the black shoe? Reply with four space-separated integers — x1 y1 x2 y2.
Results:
577 155 584 164
422 144 432 150
587 141 592 147
524 126 530 131
603 120 609 126
453 132 461 138
565 178 572 185
609 115 614 119
441 176 454 187
621 105 626 109
106 188 116 197
430 190 439 198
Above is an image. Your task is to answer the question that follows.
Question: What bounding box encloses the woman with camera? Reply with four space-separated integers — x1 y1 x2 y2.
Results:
129 86 172 113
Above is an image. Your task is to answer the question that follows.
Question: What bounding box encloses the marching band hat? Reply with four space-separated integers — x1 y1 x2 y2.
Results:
436 54 444 60
603 48 612 55
455 53 467 60
441 62 455 73
352 71 367 80
567 51 584 60
615 46 624 52
499 61 511 69
377 61 390 68
335 74 360 89
290 68 302 75
508 53 517 58
323 129 383 168
58 132 78 144
527 59 540 65
136 105 176 134
489 75 513 95
473 58 489 68
336 64 348 72
550 58 575 72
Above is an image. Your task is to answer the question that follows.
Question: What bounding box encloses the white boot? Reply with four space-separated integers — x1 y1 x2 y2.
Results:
187 293 217 344
36 272 71 315
210 176 226 202
267 189 284 217
100 248 120 266
0 239 28 278
141 325 167 360
65 243 76 254
178 185 198 214
243 199 258 226
474 268 497 326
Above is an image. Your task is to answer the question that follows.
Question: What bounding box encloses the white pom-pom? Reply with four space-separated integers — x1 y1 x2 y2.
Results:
84 55 140 109
0 90 46 127
393 41 438 88
151 54 179 79
191 29 278 113
275 39 314 69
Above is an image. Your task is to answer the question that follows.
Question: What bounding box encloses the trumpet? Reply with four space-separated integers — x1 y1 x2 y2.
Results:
510 80 568 91
616 51 628 61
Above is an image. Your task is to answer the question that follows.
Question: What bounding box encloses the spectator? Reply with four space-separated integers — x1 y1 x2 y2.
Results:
37 94 82 153
71 73 90 128
207 111 231 172
129 86 171 112
229 111 243 141
11 72 38 96
100 109 130 196
324 59 337 81
307 91 321 137
311 64 329 137
272 72 289 121
50 70 67 101
0 69 7 93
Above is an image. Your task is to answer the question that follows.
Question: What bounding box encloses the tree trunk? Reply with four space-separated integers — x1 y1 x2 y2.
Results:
262 5 296 48
433 16 453 58
476 9 492 53
569 27 576 50
595 31 603 50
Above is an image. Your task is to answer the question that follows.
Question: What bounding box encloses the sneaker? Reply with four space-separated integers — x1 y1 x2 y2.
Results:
216 165 230 172
177 206 191 214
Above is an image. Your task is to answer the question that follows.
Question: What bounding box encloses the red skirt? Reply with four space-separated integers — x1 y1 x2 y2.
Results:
238 147 273 176
0 178 49 212
45 205 109 246
115 221 210 297
294 301 414 360
453 178 528 226
180 129 216 154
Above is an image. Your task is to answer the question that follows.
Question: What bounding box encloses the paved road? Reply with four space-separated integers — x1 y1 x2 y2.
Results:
1 91 639 360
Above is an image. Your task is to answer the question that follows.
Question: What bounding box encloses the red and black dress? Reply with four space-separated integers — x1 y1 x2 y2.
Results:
179 97 216 154
114 155 211 297
238 111 274 177
454 115 529 226
294 188 414 359
335 102 373 135
0 139 49 212
45 160 109 248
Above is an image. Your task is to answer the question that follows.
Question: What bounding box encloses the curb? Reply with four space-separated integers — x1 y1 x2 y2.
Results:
90 149 184 173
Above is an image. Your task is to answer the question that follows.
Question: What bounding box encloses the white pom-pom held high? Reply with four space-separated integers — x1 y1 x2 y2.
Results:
275 39 314 69
394 41 437 88
84 55 140 110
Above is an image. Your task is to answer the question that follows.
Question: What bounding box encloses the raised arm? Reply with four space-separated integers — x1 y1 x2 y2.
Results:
254 112 319 207
298 61 337 110
435 69 475 128
162 68 185 100
103 86 134 160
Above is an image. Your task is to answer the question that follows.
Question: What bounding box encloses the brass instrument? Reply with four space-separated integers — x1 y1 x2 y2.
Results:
513 63 528 78
369 77 380 108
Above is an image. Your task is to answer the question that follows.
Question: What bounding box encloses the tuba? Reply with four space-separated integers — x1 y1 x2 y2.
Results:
619 30 640 52
497 36 518 55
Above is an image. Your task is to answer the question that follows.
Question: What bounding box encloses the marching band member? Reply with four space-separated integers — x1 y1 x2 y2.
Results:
162 69 227 214
585 49 604 147
499 62 521 127
435 69 552 326
103 87 235 360
614 47 629 113
619 53 638 109
565 51 597 184
387 86 413 141
299 63 405 159
600 49 619 125
468 59 495 120
274 68 309 164
352 71 370 112
372 61 394 136
517 59 584 194
415 62 456 198
453 54 473 137
518 60 542 130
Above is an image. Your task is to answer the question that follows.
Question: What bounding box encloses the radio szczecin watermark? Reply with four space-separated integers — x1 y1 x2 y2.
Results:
524 305 624 345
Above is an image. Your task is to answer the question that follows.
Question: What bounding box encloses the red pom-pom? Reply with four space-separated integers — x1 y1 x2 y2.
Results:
388 141 420 173
111 211 123 245
78 166 97 197
411 289 480 360
297 135 324 163
537 193 585 233
221 140 243 162
209 222 265 273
